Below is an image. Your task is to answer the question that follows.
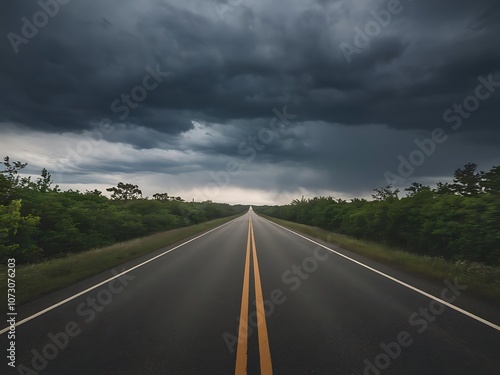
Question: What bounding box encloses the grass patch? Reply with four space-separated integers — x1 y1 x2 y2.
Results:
0 214 242 306
261 215 500 304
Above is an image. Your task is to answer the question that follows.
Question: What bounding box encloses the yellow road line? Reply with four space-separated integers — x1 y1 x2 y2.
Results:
235 218 252 374
250 216 273 375
235 215 274 374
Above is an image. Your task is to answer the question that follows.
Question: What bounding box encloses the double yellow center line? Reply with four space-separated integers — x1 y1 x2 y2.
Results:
235 215 273 374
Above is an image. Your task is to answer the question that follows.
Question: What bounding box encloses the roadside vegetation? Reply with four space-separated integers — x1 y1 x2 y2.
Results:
255 163 500 302
0 156 247 265
258 216 500 303
0 215 241 305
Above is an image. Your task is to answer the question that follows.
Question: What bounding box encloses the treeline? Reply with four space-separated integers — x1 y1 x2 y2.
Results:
0 157 247 264
255 163 500 265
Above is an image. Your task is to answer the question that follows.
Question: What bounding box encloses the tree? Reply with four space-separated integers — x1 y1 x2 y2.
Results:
85 189 103 196
1 156 28 186
350 198 367 204
372 185 399 201
480 166 500 194
0 199 40 259
1 157 59 197
405 182 431 197
452 163 482 196
153 192 170 201
106 182 142 200
435 182 454 195
1 156 29 202
35 168 59 192
291 196 307 205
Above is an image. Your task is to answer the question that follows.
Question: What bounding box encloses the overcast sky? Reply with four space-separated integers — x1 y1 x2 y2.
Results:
1 0 499 204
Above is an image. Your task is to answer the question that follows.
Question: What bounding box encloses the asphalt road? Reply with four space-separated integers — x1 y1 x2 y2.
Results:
2 209 500 374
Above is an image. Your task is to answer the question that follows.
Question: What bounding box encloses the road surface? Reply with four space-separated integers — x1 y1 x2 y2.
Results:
2 209 500 374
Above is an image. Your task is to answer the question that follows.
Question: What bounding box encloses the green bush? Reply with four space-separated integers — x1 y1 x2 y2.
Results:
255 164 500 265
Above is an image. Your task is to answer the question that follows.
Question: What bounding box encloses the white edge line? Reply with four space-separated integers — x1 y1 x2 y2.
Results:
259 215 500 332
0 215 242 335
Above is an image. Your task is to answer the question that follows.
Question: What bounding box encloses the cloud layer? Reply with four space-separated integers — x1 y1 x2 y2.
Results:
1 0 499 203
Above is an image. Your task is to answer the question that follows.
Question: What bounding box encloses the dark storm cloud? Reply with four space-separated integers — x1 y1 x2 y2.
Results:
1 0 499 202
1 0 499 141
